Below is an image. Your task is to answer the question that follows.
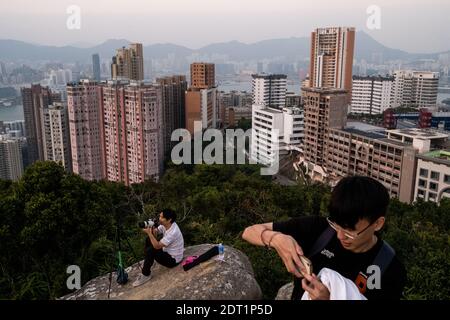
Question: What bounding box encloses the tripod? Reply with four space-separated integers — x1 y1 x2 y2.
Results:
107 224 143 299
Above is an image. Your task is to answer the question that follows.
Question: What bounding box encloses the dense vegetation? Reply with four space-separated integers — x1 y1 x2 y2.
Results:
0 161 449 299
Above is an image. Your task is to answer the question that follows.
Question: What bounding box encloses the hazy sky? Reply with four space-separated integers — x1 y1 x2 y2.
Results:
1 0 449 53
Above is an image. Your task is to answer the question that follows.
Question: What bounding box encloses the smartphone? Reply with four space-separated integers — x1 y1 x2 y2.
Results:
299 256 313 277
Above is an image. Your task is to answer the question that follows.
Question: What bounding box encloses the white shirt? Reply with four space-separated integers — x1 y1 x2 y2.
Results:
157 222 184 263
301 268 367 300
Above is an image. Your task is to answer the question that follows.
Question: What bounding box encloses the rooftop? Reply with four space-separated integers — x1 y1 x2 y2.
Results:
337 127 409 147
251 73 287 79
346 121 386 133
259 107 283 115
352 75 395 81
387 128 449 140
341 127 387 140
378 138 409 147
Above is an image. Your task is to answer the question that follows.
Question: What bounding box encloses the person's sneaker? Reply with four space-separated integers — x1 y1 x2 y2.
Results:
132 274 152 287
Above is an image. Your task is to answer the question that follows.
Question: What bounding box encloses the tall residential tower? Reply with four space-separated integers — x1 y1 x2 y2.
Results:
21 84 54 164
309 27 355 101
185 63 218 134
111 43 144 81
156 75 188 157
92 54 101 81
67 80 105 181
252 73 287 109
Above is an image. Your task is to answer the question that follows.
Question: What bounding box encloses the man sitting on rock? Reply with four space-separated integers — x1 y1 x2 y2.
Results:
133 209 184 287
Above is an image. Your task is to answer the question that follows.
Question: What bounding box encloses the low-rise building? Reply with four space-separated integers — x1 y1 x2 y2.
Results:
326 126 417 202
351 75 394 115
414 150 450 202
251 104 304 166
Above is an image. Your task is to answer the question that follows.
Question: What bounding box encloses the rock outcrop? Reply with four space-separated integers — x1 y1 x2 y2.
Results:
275 282 294 300
61 244 262 300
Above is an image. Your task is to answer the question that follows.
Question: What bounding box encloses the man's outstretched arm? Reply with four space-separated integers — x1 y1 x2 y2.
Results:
242 222 307 278
242 222 274 246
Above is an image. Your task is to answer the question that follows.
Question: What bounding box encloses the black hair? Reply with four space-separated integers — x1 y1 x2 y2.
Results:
328 176 389 230
161 208 176 223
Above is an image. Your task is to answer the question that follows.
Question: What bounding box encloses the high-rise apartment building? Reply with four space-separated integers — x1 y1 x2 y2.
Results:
309 27 355 101
302 87 348 169
392 71 439 108
190 62 215 89
67 79 164 184
252 74 287 109
185 87 218 134
111 43 144 81
297 27 449 205
92 54 101 81
351 75 394 114
67 80 104 181
0 135 23 181
21 84 53 164
156 75 187 157
99 81 163 185
186 63 217 134
41 102 72 171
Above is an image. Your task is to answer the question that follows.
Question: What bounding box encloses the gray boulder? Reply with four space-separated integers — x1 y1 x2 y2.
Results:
61 244 262 300
275 282 294 300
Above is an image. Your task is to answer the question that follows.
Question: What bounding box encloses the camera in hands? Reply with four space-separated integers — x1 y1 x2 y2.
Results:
138 218 159 229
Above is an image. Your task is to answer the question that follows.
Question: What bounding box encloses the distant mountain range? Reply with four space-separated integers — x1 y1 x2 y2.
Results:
0 31 448 63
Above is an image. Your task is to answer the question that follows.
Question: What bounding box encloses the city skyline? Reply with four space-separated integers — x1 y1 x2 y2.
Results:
1 22 449 205
0 0 449 53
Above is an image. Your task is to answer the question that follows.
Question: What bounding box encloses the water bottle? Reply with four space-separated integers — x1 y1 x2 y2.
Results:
217 243 225 261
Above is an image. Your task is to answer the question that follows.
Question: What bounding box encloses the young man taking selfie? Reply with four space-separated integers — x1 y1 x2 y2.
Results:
242 176 406 300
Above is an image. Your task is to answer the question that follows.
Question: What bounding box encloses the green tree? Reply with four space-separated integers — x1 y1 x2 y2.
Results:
1 161 449 300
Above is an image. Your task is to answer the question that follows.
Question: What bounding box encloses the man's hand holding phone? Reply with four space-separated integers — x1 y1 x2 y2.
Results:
298 255 313 278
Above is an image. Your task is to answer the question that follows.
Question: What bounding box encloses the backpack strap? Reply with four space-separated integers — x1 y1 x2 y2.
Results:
307 226 336 258
373 241 395 276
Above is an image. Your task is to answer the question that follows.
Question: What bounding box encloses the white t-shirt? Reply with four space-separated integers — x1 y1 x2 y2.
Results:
301 268 367 300
157 222 184 263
